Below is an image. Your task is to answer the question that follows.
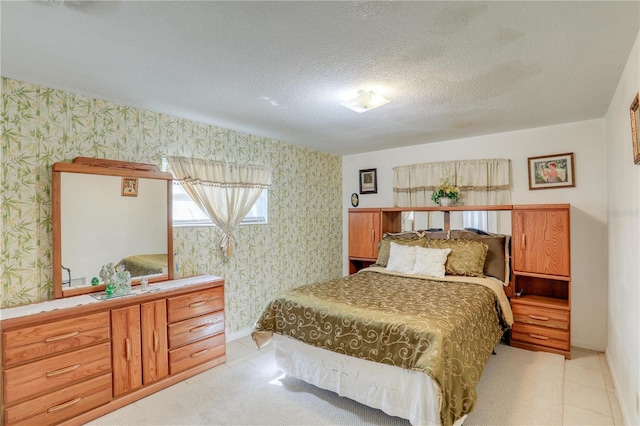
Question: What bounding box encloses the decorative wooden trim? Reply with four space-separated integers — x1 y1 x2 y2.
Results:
511 203 570 210
381 204 513 212
631 92 640 165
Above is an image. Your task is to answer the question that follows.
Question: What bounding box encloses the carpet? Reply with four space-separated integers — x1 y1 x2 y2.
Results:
89 343 564 425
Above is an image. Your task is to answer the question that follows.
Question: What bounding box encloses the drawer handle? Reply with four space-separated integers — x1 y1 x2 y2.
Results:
528 314 549 321
521 234 526 250
47 397 83 413
126 338 131 362
189 324 211 333
46 363 81 377
44 330 80 343
190 349 209 358
528 333 550 341
153 330 159 352
189 300 207 309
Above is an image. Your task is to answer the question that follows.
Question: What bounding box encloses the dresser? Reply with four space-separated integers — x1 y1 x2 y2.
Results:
1 275 225 425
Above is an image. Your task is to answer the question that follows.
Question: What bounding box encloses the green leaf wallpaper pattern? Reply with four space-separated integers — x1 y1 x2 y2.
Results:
1 77 343 333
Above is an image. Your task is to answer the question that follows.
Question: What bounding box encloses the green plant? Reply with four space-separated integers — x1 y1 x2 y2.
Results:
430 177 460 204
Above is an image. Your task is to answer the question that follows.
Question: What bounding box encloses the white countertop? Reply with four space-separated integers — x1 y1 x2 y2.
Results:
0 275 222 321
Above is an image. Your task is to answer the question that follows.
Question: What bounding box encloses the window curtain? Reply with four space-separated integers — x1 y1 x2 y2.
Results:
166 156 272 259
393 158 511 207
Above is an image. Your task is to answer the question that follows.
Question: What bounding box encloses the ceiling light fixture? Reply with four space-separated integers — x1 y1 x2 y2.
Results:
341 90 390 113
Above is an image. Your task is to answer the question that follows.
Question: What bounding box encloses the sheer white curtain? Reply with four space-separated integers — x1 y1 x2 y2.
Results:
167 156 272 259
393 158 511 207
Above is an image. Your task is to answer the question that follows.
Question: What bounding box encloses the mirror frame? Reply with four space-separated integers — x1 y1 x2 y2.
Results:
52 157 174 298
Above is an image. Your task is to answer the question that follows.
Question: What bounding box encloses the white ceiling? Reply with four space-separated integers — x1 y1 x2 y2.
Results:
2 1 639 156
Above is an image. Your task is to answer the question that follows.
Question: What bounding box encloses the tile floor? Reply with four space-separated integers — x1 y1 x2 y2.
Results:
98 336 627 425
563 347 624 425
227 337 625 426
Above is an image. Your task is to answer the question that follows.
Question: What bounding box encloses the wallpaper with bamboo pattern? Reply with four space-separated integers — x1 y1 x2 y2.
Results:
1 77 343 333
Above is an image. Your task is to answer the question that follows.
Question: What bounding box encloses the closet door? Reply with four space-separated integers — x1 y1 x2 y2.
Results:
141 299 169 384
348 209 381 259
512 208 570 277
111 305 142 396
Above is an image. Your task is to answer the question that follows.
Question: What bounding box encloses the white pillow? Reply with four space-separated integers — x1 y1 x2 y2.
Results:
386 242 417 274
411 246 451 278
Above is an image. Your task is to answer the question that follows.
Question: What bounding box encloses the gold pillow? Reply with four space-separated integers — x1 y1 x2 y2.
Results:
449 230 509 282
376 233 427 267
424 238 489 277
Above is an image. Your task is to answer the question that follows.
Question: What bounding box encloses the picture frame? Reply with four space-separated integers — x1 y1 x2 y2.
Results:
121 177 138 197
630 91 640 165
359 168 377 194
527 153 575 190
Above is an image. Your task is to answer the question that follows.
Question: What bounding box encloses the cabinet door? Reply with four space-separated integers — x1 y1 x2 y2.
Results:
111 305 142 396
348 210 380 259
141 300 169 385
512 209 570 276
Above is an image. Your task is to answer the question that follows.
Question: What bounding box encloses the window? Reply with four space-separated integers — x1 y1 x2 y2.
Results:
463 210 488 231
163 159 268 227
172 182 268 227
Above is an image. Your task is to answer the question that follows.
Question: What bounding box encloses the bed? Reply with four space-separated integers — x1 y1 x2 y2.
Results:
252 230 514 426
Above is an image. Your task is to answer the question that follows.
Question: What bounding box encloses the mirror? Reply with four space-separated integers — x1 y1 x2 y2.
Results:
400 210 512 234
52 157 174 298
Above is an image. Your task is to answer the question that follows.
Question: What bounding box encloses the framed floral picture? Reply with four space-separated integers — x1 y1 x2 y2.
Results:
528 153 575 190
630 91 640 165
121 177 138 196
359 168 377 194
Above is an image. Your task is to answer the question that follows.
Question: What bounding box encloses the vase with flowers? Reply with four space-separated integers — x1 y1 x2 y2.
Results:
431 177 461 206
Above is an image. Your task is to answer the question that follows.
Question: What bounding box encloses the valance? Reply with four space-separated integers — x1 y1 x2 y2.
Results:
167 156 272 258
393 158 511 207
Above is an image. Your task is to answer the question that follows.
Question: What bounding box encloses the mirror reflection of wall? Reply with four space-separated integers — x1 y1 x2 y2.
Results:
61 173 168 287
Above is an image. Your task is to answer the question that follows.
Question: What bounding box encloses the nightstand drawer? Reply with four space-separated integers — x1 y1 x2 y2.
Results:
511 323 569 351
167 287 224 323
168 311 225 349
511 304 569 330
5 373 112 426
4 342 111 405
169 333 225 375
3 312 110 367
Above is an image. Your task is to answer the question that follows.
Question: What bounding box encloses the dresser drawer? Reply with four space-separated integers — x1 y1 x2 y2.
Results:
511 304 569 330
168 311 225 349
3 312 110 367
511 323 570 351
5 373 112 426
167 287 224 323
169 333 225 375
4 342 111 405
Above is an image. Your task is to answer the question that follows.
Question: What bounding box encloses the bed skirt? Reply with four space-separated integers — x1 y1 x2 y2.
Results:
272 334 466 426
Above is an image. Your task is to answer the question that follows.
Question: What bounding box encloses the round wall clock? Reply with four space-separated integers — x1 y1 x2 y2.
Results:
351 193 359 207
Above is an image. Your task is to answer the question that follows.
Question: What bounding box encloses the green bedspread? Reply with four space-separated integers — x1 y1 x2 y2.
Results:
115 253 167 277
252 268 512 426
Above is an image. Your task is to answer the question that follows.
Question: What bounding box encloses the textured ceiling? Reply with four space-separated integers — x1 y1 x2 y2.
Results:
2 1 639 156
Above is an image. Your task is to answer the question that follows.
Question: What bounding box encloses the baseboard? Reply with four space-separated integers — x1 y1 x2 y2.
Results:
605 351 632 425
226 326 253 342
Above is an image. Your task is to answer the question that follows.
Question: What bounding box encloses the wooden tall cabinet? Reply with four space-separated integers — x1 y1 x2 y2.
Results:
1 276 225 426
348 208 381 273
510 204 571 358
